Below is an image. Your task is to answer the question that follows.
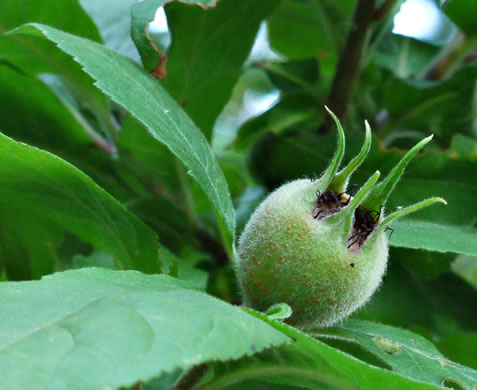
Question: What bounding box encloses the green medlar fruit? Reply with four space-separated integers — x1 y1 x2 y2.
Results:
237 108 445 330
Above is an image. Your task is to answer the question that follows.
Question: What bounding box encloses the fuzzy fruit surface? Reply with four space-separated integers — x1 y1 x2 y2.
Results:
237 179 388 329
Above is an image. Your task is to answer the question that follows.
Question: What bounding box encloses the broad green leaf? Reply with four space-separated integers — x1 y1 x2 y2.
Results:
203 308 441 390
0 211 63 280
0 0 100 38
443 0 477 36
0 0 114 145
0 66 91 157
162 0 277 138
390 219 477 257
0 268 289 390
374 35 440 78
317 320 477 389
0 131 160 273
259 58 320 95
117 115 180 196
0 66 135 206
354 260 477 336
10 23 236 237
268 0 337 61
381 68 477 143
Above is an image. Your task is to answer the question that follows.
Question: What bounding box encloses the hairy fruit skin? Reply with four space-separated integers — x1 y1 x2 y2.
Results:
237 180 388 329
236 108 446 330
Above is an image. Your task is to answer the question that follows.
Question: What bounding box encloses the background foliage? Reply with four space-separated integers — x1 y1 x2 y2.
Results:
0 0 476 389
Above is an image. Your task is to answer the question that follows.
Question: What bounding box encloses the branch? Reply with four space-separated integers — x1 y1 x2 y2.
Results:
319 0 377 133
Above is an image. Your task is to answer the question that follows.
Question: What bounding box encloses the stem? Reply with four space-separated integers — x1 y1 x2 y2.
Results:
319 0 377 134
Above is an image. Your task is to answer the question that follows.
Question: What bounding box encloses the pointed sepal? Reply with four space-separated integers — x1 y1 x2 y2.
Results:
330 120 372 194
319 106 345 188
362 135 433 211
376 197 447 233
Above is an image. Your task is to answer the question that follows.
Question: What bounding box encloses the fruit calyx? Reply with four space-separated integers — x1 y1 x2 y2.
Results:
310 107 445 253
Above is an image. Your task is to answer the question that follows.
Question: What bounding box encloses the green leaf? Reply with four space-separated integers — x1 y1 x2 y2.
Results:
260 58 320 94
0 211 63 280
381 68 477 142
203 308 442 390
0 131 160 273
10 23 236 237
117 115 180 196
0 0 101 38
443 0 477 36
161 0 277 138
354 260 477 335
268 0 336 61
317 320 477 390
0 0 114 146
374 35 440 78
0 268 289 390
130 0 169 71
390 219 477 257
0 66 90 158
